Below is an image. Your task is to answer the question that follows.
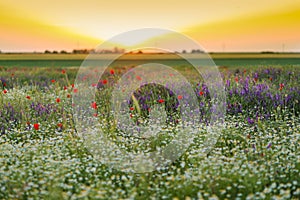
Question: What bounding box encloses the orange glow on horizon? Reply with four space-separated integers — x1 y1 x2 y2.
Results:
0 3 101 52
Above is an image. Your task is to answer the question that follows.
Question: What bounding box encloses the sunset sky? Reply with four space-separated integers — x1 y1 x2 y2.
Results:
0 0 299 52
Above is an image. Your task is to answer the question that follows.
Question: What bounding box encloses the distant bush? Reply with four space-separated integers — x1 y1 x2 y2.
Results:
261 51 275 54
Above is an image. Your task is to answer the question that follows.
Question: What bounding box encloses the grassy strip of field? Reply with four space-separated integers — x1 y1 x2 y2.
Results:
1 53 300 60
1 53 300 68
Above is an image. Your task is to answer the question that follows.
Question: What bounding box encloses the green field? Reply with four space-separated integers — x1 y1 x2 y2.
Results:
0 53 300 67
0 55 299 199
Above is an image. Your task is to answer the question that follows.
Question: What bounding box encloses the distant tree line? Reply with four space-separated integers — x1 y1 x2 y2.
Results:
181 49 205 54
44 47 125 54
44 50 68 54
43 48 204 54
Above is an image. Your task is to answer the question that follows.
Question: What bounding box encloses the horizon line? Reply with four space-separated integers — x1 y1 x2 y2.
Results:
1 51 300 54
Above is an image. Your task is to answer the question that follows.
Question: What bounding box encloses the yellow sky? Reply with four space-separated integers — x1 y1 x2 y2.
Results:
0 0 299 52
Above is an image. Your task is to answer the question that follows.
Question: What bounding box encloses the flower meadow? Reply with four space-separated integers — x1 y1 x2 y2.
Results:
0 65 299 199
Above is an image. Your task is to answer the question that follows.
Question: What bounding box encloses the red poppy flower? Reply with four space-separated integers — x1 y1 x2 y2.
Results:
136 76 142 81
51 79 56 83
102 79 108 84
91 83 97 87
93 113 98 117
269 77 273 81
73 88 78 93
67 94 71 98
71 84 74 88
64 86 68 90
177 95 183 100
56 98 61 103
157 99 165 103
279 83 284 90
33 123 39 130
26 96 31 99
57 123 63 127
199 91 204 96
91 102 97 109
235 77 238 83
110 69 115 75
3 90 7 94
130 107 134 111
3 83 6 87
62 69 66 74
